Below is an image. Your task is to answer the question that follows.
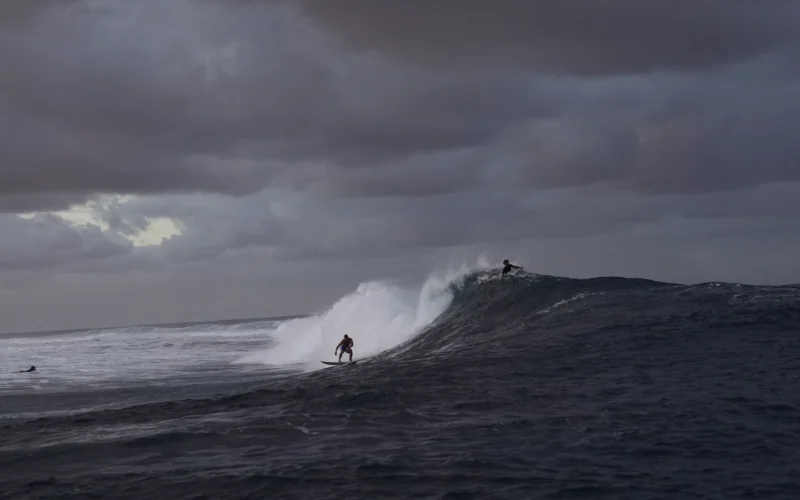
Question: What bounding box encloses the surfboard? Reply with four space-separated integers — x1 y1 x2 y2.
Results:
321 361 358 366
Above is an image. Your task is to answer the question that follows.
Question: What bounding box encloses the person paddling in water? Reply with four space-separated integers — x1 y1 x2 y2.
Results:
335 334 354 362
501 259 522 277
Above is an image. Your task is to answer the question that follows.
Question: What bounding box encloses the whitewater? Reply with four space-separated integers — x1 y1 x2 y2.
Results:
236 257 490 370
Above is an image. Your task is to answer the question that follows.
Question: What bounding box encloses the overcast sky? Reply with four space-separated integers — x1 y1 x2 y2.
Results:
1 0 799 333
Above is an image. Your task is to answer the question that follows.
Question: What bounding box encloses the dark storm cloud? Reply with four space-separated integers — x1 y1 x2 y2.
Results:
0 2 279 204
488 67 800 194
1 0 798 215
0 2 70 25
290 0 800 74
0 193 87 213
0 0 546 211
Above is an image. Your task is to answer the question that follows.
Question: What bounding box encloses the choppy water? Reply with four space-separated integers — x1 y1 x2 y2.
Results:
2 270 800 499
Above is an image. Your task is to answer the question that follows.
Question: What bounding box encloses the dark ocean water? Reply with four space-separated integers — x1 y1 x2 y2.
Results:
2 271 800 499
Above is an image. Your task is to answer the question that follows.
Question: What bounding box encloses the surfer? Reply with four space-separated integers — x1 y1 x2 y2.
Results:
16 366 36 373
335 334 354 362
501 259 522 277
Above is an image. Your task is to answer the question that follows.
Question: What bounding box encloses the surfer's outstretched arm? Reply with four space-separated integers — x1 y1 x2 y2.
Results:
501 260 523 277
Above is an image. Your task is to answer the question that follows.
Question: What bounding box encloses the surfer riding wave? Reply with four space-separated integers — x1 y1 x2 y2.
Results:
335 334 354 362
501 259 522 276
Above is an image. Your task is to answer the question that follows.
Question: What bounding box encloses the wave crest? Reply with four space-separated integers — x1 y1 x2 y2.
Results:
235 257 492 370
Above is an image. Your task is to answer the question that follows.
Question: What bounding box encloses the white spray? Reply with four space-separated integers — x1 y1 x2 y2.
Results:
235 256 492 371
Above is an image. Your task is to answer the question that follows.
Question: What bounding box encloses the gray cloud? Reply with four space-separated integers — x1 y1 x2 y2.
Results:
75 178 799 270
488 63 800 194
0 1 544 210
1 0 798 216
290 0 800 74
0 214 131 271
0 2 70 25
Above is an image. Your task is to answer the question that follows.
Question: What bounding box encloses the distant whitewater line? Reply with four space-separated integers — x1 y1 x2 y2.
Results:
0 314 306 340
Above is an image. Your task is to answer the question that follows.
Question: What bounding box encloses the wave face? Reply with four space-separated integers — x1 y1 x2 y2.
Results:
2 269 800 499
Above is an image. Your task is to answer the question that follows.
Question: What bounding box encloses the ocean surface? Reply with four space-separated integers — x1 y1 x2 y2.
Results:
2 265 800 499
